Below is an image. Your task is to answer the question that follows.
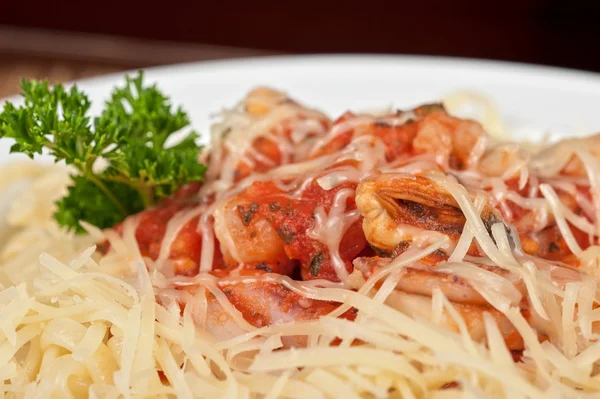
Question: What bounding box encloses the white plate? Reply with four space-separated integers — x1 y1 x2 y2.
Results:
2 54 600 164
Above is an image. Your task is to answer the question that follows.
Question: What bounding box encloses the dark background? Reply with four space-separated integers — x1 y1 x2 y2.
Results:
0 0 599 82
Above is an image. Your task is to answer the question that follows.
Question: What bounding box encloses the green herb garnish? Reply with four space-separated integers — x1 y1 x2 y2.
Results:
0 71 206 233
309 251 323 276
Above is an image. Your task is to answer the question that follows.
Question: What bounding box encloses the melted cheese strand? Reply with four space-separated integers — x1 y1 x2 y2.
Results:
156 206 206 267
308 188 359 281
448 195 485 262
434 262 521 312
540 184 583 256
428 174 514 267
573 149 600 236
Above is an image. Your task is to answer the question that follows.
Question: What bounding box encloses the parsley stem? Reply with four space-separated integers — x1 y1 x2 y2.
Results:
42 138 73 162
103 175 154 208
83 168 127 217
134 183 154 208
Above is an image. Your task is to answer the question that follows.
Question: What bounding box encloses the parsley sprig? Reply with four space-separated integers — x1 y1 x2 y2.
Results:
0 72 206 233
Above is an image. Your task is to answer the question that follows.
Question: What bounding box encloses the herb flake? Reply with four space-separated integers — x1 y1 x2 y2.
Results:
276 225 296 243
238 202 259 226
309 252 323 276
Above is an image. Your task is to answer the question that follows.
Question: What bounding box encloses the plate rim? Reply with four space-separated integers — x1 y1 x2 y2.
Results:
3 54 600 103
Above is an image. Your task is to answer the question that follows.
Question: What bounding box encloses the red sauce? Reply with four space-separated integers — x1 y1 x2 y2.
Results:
232 178 368 281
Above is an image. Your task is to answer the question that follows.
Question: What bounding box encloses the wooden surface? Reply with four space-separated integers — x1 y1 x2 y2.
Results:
3 5 600 101
0 25 273 99
0 55 122 99
1 0 600 73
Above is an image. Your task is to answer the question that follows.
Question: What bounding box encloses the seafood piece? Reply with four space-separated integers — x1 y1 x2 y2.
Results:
412 112 485 170
530 133 600 178
180 268 352 345
213 182 295 276
477 139 598 261
214 179 367 280
355 172 503 253
353 256 525 306
309 111 419 161
386 290 524 350
478 143 531 178
202 87 331 183
311 105 485 170
353 255 529 350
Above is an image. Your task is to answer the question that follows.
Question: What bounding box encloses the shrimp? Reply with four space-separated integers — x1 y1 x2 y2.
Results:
352 250 589 350
355 172 503 254
180 259 523 348
412 111 485 170
179 267 353 345
386 290 525 350
353 256 525 307
202 87 331 183
352 255 528 350
478 143 531 178
309 111 419 161
310 104 485 170
213 181 296 275
214 178 367 280
531 133 600 178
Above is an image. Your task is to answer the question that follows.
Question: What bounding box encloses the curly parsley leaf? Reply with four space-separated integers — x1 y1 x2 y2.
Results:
94 72 192 150
0 71 206 233
54 175 144 234
104 141 207 201
0 81 93 162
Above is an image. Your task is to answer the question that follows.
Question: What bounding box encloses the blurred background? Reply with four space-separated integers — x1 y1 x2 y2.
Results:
0 0 599 98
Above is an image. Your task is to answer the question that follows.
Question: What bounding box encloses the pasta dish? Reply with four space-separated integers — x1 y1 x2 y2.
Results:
1 76 600 398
